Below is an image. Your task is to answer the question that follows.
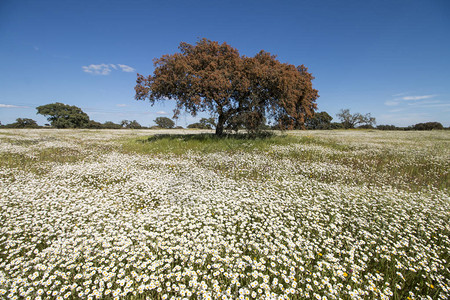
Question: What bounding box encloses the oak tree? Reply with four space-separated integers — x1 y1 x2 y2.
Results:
305 111 333 130
135 39 318 135
121 120 142 129
6 118 39 128
154 117 175 129
36 102 89 128
336 109 376 129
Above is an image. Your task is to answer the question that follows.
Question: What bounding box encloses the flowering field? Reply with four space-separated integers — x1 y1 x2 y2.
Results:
0 129 449 300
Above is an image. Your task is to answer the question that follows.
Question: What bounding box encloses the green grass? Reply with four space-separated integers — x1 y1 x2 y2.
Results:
120 132 298 155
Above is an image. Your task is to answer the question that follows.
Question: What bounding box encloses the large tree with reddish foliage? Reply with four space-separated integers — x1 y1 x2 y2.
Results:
135 39 318 135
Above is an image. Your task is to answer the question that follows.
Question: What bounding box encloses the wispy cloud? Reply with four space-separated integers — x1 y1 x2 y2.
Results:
82 64 113 75
82 63 135 75
118 64 135 72
401 95 437 101
407 100 441 106
156 111 168 115
0 104 29 108
116 104 128 107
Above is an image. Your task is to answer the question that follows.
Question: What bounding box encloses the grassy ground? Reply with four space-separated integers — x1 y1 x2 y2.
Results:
0 129 449 300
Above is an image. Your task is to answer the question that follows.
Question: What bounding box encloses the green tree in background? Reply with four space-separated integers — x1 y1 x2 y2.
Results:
306 111 333 129
413 122 443 130
3 118 39 128
336 109 376 129
154 117 175 129
36 102 89 128
121 120 142 129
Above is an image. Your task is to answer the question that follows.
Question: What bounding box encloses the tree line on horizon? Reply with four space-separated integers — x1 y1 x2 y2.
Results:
0 102 446 131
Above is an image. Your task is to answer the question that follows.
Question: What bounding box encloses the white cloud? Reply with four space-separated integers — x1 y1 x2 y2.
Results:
401 95 436 101
156 111 168 115
82 63 135 75
0 104 29 108
116 104 128 107
118 64 135 72
82 64 112 75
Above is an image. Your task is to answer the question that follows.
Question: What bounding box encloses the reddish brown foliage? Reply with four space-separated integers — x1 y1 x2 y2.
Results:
135 39 318 135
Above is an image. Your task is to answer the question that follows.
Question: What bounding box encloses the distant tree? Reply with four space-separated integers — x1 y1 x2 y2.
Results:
187 118 216 129
102 121 122 129
83 120 101 129
200 118 215 129
120 120 130 128
357 124 375 129
154 117 175 129
36 102 89 128
6 118 39 128
336 109 376 129
120 119 142 129
377 125 398 130
306 111 333 130
413 122 444 130
329 122 344 129
135 38 318 135
128 120 142 129
187 123 202 129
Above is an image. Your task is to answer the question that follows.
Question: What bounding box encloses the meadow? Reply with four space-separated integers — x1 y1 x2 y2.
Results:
0 129 448 300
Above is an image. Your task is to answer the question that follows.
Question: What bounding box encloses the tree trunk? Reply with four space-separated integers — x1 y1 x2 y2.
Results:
215 114 225 136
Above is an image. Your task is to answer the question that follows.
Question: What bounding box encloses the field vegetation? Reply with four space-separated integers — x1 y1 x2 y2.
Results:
0 129 448 300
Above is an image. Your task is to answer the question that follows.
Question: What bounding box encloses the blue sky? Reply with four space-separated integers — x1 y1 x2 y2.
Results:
1 0 449 127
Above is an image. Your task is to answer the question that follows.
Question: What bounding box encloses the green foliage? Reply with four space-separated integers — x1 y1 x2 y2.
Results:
329 122 344 129
4 118 39 128
85 120 103 129
336 108 376 129
306 111 333 129
187 118 216 129
36 102 89 128
377 124 399 130
200 117 215 129
154 117 175 129
121 120 142 129
187 123 207 129
413 122 444 130
102 121 122 129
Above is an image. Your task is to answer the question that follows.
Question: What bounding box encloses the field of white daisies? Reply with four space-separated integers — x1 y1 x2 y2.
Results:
0 129 448 300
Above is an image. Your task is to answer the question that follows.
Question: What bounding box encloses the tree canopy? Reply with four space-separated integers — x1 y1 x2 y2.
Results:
336 109 376 129
413 122 443 130
154 117 175 129
305 111 333 130
36 102 89 128
121 120 142 129
135 38 319 135
15 118 39 128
